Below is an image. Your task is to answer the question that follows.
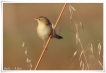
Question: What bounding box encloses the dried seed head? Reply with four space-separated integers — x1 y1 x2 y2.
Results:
73 51 78 57
71 51 78 60
22 42 25 47
25 50 28 56
90 44 93 54
29 59 31 63
69 5 76 11
69 5 76 20
98 43 101 55
76 33 79 44
26 58 29 63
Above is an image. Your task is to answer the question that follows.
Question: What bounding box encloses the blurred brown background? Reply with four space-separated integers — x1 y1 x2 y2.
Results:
3 3 103 70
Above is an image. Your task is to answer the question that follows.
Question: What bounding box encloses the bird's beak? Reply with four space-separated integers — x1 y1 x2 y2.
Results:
35 18 38 21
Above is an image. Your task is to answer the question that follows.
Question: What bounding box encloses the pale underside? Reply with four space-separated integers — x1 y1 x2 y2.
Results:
37 23 56 41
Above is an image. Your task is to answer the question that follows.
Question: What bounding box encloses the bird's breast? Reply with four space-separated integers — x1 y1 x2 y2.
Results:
37 24 52 40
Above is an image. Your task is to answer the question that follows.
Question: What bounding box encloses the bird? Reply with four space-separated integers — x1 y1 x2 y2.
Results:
35 16 63 48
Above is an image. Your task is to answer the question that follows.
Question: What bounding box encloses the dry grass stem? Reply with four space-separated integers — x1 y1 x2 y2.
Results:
70 4 102 70
78 37 89 69
98 60 103 68
80 60 82 67
79 51 83 60
30 63 32 70
80 22 84 29
70 11 73 20
85 43 91 53
74 22 89 69
75 23 79 32
93 43 103 69
82 63 84 70
93 59 98 69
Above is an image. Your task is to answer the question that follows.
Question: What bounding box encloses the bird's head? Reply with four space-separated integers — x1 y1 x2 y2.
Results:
35 16 51 25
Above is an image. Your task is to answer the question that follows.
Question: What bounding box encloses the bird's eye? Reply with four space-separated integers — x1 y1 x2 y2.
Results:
39 18 41 20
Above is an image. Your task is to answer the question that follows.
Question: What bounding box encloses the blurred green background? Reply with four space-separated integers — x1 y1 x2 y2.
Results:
3 3 103 70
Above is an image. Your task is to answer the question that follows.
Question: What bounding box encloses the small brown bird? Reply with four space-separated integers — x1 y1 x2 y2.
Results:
35 16 63 47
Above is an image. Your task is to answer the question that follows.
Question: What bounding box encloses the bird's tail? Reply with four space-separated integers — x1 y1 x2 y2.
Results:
55 34 63 39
